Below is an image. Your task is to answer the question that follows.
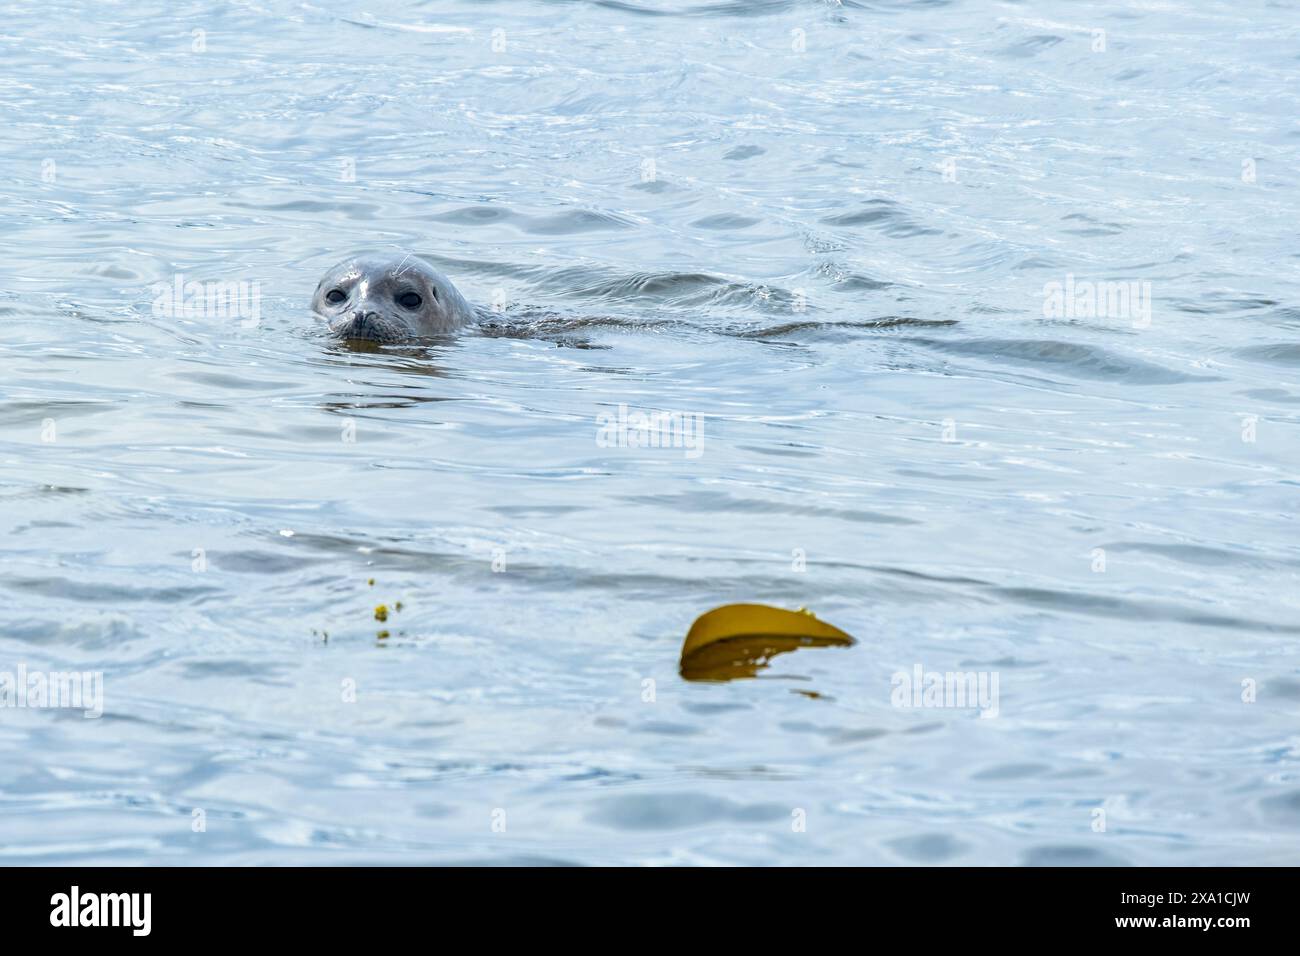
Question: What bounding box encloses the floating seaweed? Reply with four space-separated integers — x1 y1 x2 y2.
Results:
679 604 855 682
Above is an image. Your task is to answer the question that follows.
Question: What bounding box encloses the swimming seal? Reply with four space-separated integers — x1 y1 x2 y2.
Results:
312 254 476 342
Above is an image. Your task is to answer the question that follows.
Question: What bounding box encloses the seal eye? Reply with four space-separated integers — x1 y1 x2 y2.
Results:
397 292 422 309
325 289 346 304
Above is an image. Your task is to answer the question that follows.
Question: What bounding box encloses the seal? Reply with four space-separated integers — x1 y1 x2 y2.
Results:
312 254 476 342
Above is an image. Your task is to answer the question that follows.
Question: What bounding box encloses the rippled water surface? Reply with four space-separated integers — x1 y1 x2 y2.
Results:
2 0 1299 865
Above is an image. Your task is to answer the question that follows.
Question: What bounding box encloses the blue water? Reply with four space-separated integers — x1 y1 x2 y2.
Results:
1 0 1299 864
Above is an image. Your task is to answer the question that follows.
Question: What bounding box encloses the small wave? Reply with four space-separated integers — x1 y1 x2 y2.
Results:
993 586 1300 634
995 35 1065 59
619 489 920 525
1172 294 1281 316
690 213 761 230
1235 343 1300 366
819 198 940 238
3 576 220 606
1022 845 1131 867
429 204 632 235
811 260 894 290
476 308 682 338
735 317 957 340
909 337 1217 384
547 269 801 314
1101 541 1300 571
585 0 823 17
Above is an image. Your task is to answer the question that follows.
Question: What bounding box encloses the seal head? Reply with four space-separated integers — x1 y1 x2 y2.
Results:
313 254 475 342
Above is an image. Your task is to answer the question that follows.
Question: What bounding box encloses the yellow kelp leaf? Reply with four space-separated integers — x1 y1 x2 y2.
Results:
679 604 855 682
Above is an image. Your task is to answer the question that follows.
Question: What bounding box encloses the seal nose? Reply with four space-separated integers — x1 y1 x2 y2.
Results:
350 310 379 329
